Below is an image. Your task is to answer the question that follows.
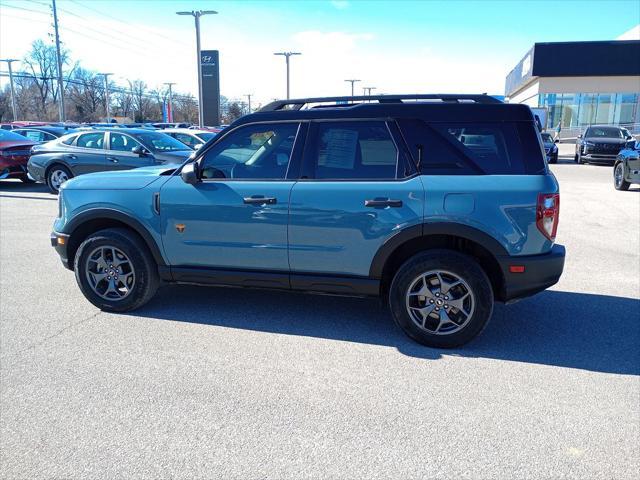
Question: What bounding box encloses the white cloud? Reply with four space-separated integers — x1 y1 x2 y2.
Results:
616 24 640 40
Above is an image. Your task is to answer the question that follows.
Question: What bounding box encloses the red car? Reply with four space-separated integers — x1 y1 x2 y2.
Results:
0 130 37 183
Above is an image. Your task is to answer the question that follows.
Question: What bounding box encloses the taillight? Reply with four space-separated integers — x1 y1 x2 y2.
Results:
536 193 560 241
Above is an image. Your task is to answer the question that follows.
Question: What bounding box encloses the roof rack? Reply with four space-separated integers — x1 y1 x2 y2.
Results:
260 94 502 112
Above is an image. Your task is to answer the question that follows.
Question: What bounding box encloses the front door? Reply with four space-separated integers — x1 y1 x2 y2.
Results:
106 132 156 170
288 120 425 278
160 122 304 276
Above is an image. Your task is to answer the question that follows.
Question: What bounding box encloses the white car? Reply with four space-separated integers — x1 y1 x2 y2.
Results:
160 128 217 150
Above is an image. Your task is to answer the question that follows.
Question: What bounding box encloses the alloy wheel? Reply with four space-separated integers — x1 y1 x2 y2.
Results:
405 270 475 335
85 246 135 301
49 169 69 190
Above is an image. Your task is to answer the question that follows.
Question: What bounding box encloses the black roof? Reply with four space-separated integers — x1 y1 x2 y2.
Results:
234 94 533 125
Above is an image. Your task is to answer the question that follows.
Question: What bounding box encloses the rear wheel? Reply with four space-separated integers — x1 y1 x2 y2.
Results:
614 162 630 191
389 250 494 348
47 165 72 194
74 228 159 312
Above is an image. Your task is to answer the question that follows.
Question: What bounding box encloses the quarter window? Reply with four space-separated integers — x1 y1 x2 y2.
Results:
201 123 298 180
77 133 105 149
312 122 398 179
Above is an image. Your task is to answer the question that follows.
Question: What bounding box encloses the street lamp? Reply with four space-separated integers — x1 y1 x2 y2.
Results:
274 52 301 99
97 72 112 122
344 79 361 97
177 9 218 127
362 86 376 98
164 82 176 122
0 59 19 121
245 93 252 114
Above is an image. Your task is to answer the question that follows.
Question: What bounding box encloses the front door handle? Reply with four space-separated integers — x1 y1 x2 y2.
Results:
243 196 277 205
107 157 119 163
365 198 403 208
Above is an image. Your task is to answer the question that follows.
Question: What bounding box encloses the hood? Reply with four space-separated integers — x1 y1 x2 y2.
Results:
154 150 193 162
585 137 627 145
62 165 176 190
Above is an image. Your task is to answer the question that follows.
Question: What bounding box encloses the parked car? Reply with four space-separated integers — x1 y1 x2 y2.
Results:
28 129 193 193
123 123 157 130
0 129 37 182
540 132 558 164
161 128 216 150
12 126 77 144
575 125 635 164
191 125 224 133
613 140 640 191
49 94 565 348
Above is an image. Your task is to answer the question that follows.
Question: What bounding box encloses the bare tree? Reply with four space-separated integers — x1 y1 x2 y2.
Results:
22 39 69 119
67 67 104 122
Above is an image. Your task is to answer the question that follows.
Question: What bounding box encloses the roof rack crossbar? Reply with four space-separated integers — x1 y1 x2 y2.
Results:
260 94 502 111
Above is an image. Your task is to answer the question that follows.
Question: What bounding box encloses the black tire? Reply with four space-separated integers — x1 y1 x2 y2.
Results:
614 162 630 191
46 164 72 194
389 250 494 348
577 151 586 164
574 153 579 163
74 228 159 312
550 153 558 164
19 174 35 183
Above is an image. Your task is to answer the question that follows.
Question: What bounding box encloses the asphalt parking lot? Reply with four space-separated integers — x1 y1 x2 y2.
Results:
1 158 638 479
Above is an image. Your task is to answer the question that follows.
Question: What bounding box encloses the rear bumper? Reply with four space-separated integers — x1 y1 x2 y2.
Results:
498 244 565 303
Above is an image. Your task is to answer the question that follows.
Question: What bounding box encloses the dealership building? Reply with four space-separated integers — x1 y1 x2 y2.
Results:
505 39 640 133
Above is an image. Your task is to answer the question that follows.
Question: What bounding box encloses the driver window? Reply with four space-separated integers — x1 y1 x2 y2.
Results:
110 133 141 152
201 123 298 180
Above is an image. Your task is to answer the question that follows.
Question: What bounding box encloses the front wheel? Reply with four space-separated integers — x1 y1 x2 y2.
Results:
74 228 159 312
19 174 35 183
389 250 494 348
614 162 630 191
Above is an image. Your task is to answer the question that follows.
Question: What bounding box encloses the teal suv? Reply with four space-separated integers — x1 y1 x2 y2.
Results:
51 94 565 348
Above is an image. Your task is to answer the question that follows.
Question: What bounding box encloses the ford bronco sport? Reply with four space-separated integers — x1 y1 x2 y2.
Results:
51 94 565 348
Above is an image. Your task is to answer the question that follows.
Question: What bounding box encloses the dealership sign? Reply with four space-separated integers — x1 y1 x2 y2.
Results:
201 50 220 126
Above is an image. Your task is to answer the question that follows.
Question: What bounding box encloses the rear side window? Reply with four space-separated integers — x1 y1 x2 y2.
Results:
62 135 78 145
77 133 104 149
312 121 398 179
398 119 545 175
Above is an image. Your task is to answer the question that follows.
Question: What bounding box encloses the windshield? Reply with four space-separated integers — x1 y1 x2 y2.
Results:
133 132 191 152
541 133 553 143
195 132 216 142
586 127 624 139
0 130 31 142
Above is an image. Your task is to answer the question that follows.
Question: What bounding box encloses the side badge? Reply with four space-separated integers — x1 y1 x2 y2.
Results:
175 224 186 233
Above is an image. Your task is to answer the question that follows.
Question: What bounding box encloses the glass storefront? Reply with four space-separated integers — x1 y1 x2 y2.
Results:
538 92 640 130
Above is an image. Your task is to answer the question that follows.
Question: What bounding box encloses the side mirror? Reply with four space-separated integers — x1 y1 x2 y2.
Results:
578 134 583 139
181 162 199 185
554 139 560 144
131 145 148 156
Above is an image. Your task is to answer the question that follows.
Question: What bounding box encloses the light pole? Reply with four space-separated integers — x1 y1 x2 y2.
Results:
363 86 376 98
245 94 252 114
344 79 361 97
0 59 19 120
274 52 301 99
97 72 112 122
164 82 176 122
52 0 66 121
177 9 218 127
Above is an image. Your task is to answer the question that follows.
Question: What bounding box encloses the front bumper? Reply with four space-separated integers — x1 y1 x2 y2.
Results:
582 153 617 163
50 231 72 269
28 162 46 182
498 244 565 303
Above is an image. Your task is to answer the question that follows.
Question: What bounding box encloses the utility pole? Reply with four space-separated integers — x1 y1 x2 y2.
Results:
164 82 176 122
0 59 19 120
176 10 218 127
245 94 252 114
274 52 301 99
362 86 376 97
344 79 361 97
97 72 112 122
51 0 65 121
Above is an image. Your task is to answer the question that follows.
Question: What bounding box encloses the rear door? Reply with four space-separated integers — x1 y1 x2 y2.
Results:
106 131 156 170
72 132 107 175
288 120 425 279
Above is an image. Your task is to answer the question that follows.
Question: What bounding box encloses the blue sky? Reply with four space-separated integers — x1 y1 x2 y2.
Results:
1 0 638 106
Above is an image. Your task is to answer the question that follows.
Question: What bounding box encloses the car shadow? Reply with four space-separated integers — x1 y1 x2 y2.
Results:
130 286 639 375
0 180 53 200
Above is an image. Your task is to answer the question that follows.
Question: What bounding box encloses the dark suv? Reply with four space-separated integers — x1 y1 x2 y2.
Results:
575 125 635 164
50 94 565 348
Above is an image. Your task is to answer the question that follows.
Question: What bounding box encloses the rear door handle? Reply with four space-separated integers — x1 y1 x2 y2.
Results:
243 196 277 205
365 198 403 208
107 157 119 163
